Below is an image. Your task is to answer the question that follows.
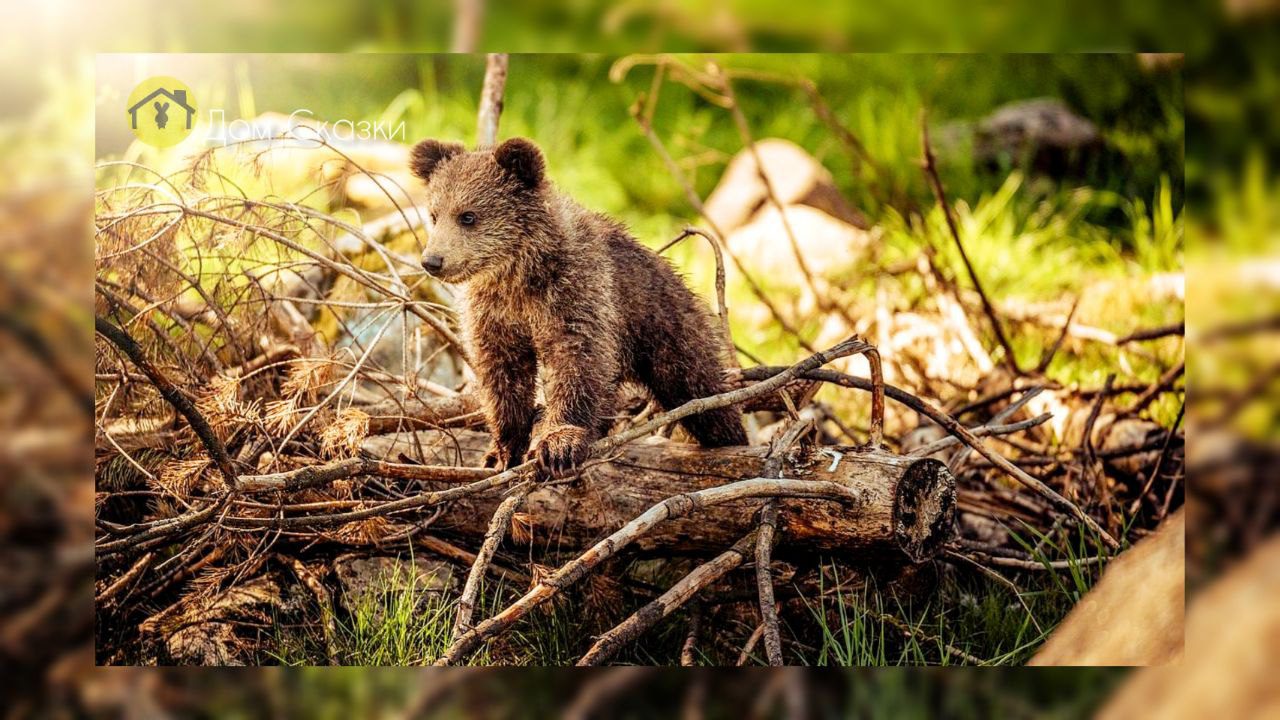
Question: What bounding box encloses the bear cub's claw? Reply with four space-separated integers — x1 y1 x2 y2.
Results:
528 424 591 479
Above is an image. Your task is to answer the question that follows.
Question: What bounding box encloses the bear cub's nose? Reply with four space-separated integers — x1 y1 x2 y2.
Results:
422 255 445 275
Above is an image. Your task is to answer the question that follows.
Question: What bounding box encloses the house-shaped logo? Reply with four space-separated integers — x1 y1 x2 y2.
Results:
128 87 195 130
125 76 197 148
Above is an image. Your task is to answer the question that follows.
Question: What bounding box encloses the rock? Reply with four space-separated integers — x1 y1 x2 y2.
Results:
935 98 1103 177
332 554 456 620
704 139 867 235
723 203 872 318
974 98 1102 174
344 171 419 209
1060 410 1168 477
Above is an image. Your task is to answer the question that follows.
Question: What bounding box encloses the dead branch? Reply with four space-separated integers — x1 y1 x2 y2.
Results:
436 477 867 665
449 481 532 641
907 412 1052 457
920 113 1020 374
1116 321 1184 344
476 54 508 149
658 227 734 364
577 531 758 666
755 420 813 667
94 315 238 489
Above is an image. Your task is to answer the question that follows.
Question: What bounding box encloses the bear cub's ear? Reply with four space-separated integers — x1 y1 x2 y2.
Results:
494 138 545 189
410 140 465 182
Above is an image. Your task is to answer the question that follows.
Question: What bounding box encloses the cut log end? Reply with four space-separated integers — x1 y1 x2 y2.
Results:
893 457 956 563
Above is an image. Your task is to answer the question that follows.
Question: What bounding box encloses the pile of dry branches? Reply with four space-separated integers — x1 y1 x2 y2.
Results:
93 55 1184 666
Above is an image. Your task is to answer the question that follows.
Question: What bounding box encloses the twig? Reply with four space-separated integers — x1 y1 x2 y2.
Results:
755 500 784 667
908 413 1053 457
95 552 154 607
1081 374 1114 524
1116 321 1184 345
1129 360 1185 416
450 481 532 641
947 386 1045 468
736 622 766 666
680 608 702 666
658 227 734 362
755 420 812 667
1036 296 1079 373
920 112 1020 374
973 553 1108 571
577 532 758 666
416 535 531 586
1129 399 1184 518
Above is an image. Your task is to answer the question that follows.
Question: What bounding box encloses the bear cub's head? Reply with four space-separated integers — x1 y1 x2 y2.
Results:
410 137 547 283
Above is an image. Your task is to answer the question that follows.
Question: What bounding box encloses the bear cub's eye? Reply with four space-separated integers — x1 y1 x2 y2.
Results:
458 211 477 227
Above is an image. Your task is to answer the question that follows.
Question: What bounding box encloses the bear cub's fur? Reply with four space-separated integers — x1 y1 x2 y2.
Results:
411 136 748 476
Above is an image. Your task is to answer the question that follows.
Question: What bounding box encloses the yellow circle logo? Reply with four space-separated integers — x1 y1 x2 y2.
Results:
125 76 197 148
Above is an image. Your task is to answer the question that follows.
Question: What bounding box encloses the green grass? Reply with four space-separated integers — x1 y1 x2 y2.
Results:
269 558 469 666
786 526 1110 668
265 523 1110 667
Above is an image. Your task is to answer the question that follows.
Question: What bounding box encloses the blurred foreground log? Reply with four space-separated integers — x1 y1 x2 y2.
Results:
1097 521 1280 719
365 430 955 562
1030 508 1184 666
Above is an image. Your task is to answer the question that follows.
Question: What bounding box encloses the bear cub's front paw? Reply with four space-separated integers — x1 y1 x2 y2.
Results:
481 444 518 471
527 424 591 478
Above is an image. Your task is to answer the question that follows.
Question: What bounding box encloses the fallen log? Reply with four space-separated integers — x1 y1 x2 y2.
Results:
364 429 956 562
361 393 482 434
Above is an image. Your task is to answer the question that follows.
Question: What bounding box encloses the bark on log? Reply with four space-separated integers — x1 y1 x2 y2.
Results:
361 393 482 435
363 430 955 562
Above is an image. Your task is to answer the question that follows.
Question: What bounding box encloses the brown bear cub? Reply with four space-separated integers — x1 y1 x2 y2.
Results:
410 136 748 476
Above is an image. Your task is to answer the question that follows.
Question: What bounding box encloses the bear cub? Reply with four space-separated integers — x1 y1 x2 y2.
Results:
411 136 748 476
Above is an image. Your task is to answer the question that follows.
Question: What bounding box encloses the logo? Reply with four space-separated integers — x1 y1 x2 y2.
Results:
125 76 197 148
